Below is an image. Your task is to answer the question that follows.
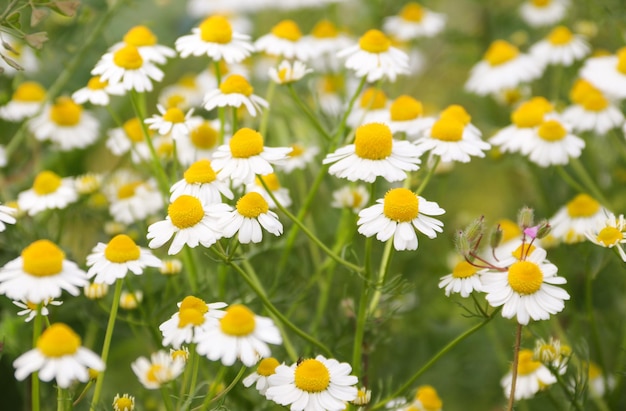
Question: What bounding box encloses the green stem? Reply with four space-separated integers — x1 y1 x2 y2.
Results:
415 156 440 196
195 365 246 411
231 106 238 134
259 81 275 138
352 237 373 379
199 366 226 411
506 323 524 411
32 305 43 411
555 166 587 193
551 365 584 411
90 280 123 410
287 84 331 141
569 158 610 207
160 385 175 411
333 77 367 145
367 239 394 316
182 246 199 293
188 345 201 405
585 269 609 396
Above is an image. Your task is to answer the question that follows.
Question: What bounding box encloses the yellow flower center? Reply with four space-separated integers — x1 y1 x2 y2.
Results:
484 40 519 66
431 117 464 141
49 97 82 126
220 304 256 336
271 20 302 41
597 226 622 246
117 182 141 199
511 102 545 128
123 25 157 47
36 323 81 357
508 261 543 294
359 88 387 109
354 123 393 160
146 364 163 383
13 81 46 102
511 243 537 260
531 0 551 6
566 194 600 217
498 219 522 242
229 128 264 158
588 362 602 379
383 188 419 222
390 95 423 121
33 170 62 195
190 122 218 149
257 357 280 376
352 190 364 208
184 160 217 184
311 20 338 38
517 350 542 375
104 234 140 263
569 79 596 104
256 173 280 191
440 104 471 125
180 295 209 313
171 349 188 362
163 107 186 123
537 120 567 141
166 94 186 108
294 359 331 393
87 76 108 90
123 118 145 143
236 192 269 218
288 144 304 157
113 45 144 70
528 96 554 113
581 91 609 111
178 308 205 327
548 26 574 45
113 396 134 411
415 385 442 411
168 195 204 229
22 239 65 277
199 16 233 44
322 75 343 93
452 261 478 278
399 3 425 22
358 29 391 53
158 140 173 157
616 48 626 75
219 74 253 96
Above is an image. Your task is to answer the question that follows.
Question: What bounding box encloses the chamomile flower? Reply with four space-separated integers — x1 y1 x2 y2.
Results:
520 0 569 28
338 29 409 83
347 88 390 128
217 192 283 243
550 194 609 243
438 260 485 298
255 19 313 61
316 74 345 116
120 290 143 310
104 174 163 225
331 185 370 213
203 74 268 117
176 118 221 167
28 97 100 151
501 349 556 400
17 171 78 216
412 385 443 411
170 347 190 363
0 81 46 121
268 60 313 84
580 48 626 100
0 34 39 76
243 357 281 396
529 26 589 67
158 74 205 110
246 174 292 209
176 15 254 63
0 203 17 231
131 350 185 390
170 159 233 204
383 2 446 41
111 25 175 65
586 214 626 261
71 75 125 106
196 304 282 366
465 40 543 96
357 188 445 251
86 234 161 285
587 362 615 396
276 143 319 173
323 123 422 183
387 95 432 136
524 119 585 167
211 128 292 186
562 80 624 135
13 323 105 388
13 298 62 322
92 43 164 93
144 105 193 140
265 355 359 411
353 387 372 406
160 259 183 276
106 117 152 163
147 195 227 255
304 20 352 72
0 239 88 304
481 248 570 325
159 296 227 349
113 393 135 411
84 283 109 300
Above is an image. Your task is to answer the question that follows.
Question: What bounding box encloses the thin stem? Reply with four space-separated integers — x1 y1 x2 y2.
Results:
506 323 524 411
352 237 373 379
90 279 123 410
182 246 199 293
585 268 609 396
569 158 610 207
555 166 586 194
367 239 394 316
160 385 175 411
259 81 275 138
287 84 331 141
231 106 238 134
333 77 367 145
415 156 440 196
194 365 247 411
32 305 43 411
550 365 584 411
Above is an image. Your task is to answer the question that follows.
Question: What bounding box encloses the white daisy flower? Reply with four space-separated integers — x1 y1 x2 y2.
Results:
0 203 17 231
586 213 626 261
13 298 62 322
159 295 227 349
104 174 163 225
587 362 615 397
411 385 443 411
120 290 143 310
481 248 570 325
170 347 190 364
562 81 624 135
74 173 103 195
144 105 194 140
337 29 409 83
17 171 78 216
438 260 485 298
86 234 161 285
170 159 233 204
323 123 422 183
529 26 589 67
304 20 353 73
113 393 135 411
0 34 39 76
0 239 88 303
353 387 372 406
246 173 292 209
501 349 556 400
387 95 432 137
316 74 345 117
265 355 358 411
580 48 626 100
255 19 313 61
465 40 543 96
523 119 585 167
550 193 610 244
331 185 370 213
71 75 125 106
106 117 152 163
176 15 254 64
176 118 222 167
92 44 164 93
243 357 281 396
268 60 313 85
0 81 46 121
195 304 282 367
519 0 569 28
147 194 228 255
276 143 319 173
111 25 176 65
13 323 105 389
357 188 445 251
211 127 291 186
28 97 100 151
203 74 268 117
347 88 390 128
84 282 109 300
217 192 283 243
383 2 446 41
131 350 185 390
158 74 205 110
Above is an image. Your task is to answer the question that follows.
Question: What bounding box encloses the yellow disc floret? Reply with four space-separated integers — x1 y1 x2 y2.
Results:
484 40 519 66
104 234 140 263
569 79 596 105
354 123 393 160
440 104 471 125
117 182 141 199
452 260 478 279
190 122 218 149
414 385 442 411
430 117 464 142
271 20 302 41
113 45 144 70
256 173 280 191
311 20 339 38
517 349 542 375
220 304 256 336
390 95 423 121
219 74 253 96
50 97 82 126
383 188 419 222
87 76 108 90
168 195 204 229
566 193 600 217
179 295 209 313
33 170 62 195
13 81 46 102
537 120 567 141
199 16 233 44
597 226 623 246
229 128 264 158
511 243 537 260
511 102 545 128
184 160 217 184
294 359 331 393
548 26 574 45
616 47 626 75
123 25 157 47
163 107 186 124
358 29 391 53
178 308 206 328
22 239 65 277
37 323 81 357
497 219 522 243
236 192 269 218
400 3 425 22
257 357 280 376
359 88 387 110
581 91 609 112
508 261 543 294
123 118 146 143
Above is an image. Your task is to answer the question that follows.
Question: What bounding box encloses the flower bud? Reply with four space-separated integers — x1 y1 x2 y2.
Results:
517 206 534 229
